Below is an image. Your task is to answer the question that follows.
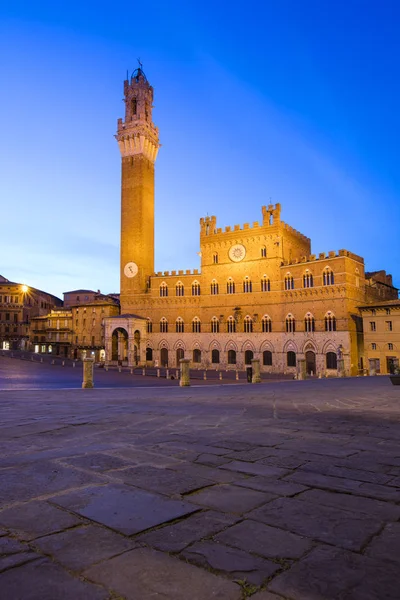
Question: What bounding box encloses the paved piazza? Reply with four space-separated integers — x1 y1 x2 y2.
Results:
0 364 399 599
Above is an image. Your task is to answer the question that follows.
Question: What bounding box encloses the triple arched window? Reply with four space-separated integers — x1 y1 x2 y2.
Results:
160 317 168 333
284 274 294 290
227 278 235 294
146 319 152 334
210 280 219 295
159 282 168 297
243 277 252 293
323 268 334 286
192 281 201 296
325 313 337 332
176 282 184 296
303 271 314 288
262 315 272 333
304 313 315 332
227 316 236 333
261 275 270 292
176 317 184 333
286 314 296 333
211 317 220 333
243 316 253 333
192 317 201 333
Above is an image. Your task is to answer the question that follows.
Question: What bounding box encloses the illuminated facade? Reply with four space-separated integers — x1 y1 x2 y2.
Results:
104 70 398 375
359 299 400 374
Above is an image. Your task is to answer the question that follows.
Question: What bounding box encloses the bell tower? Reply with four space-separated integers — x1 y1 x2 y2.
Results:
116 64 160 311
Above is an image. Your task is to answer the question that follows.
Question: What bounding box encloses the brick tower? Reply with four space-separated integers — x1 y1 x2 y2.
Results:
116 66 160 311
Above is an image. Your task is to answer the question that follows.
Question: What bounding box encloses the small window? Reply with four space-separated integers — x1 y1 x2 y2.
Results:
193 348 201 363
211 349 220 364
371 309 376 315
147 319 152 333
213 253 218 264
388 343 394 350
371 343 376 350
370 321 376 332
261 246 267 258
385 321 393 331
326 352 337 369
287 351 296 367
228 349 237 364
263 350 272 366
386 308 391 315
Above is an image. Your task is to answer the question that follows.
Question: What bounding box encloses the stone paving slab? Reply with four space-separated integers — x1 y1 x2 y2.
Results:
60 452 131 472
365 522 400 564
115 464 214 496
83 547 241 599
50 484 199 535
269 544 400 600
0 557 109 599
182 540 280 585
220 460 291 478
233 476 308 496
188 483 276 514
0 500 81 540
247 496 383 551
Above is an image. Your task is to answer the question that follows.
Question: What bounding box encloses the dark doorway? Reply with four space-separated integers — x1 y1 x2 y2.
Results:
160 347 168 367
176 348 184 364
146 347 153 361
244 350 254 365
306 350 316 375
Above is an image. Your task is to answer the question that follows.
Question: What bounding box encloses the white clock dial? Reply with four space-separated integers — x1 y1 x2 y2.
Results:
229 244 246 262
124 262 138 278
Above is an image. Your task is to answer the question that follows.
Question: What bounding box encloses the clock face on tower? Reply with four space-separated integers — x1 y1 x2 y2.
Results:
228 244 246 262
124 262 138 278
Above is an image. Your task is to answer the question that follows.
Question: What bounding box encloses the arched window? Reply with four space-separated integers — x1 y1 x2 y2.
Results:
211 349 220 364
261 275 270 292
284 274 294 290
303 271 314 288
287 351 296 367
160 347 169 367
211 317 220 333
213 253 218 264
304 313 315 333
192 281 201 296
262 315 272 333
261 245 267 258
228 349 237 364
355 268 360 288
323 268 334 286
146 319 152 333
243 316 253 333
192 317 201 333
160 282 168 297
263 350 272 366
286 314 296 333
325 313 337 332
210 280 219 295
244 349 254 364
243 277 252 293
326 352 337 369
193 348 201 363
146 347 153 361
227 278 235 294
176 282 184 296
176 348 184 363
227 316 236 333
160 318 168 333
176 317 184 333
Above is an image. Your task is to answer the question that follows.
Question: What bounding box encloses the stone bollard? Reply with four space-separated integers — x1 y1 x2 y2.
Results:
157 368 160 378
166 369 169 379
251 358 261 383
236 371 239 381
142 368 145 376
130 368 133 375
175 370 179 379
219 371 222 380
338 358 345 377
105 364 108 371
51 360 55 365
118 366 122 373
203 371 207 380
40 358 43 363
82 358 94 389
179 358 191 387
62 361 65 367
72 362 75 368
297 358 306 380
31 356 34 361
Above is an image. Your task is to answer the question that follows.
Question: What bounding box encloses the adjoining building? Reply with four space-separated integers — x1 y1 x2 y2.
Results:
29 291 119 361
359 299 400 374
104 67 398 376
0 275 62 351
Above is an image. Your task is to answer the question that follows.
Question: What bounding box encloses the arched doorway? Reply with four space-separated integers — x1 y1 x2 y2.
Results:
146 347 153 362
160 347 169 367
244 350 254 365
306 350 316 375
176 348 184 365
112 328 129 363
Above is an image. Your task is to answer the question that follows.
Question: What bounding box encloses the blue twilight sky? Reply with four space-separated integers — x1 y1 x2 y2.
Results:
1 0 399 299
